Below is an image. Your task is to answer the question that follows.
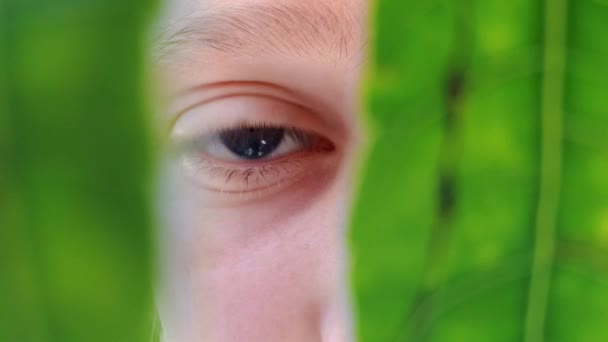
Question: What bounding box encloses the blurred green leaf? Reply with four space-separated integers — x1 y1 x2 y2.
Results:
351 0 608 341
0 1 157 342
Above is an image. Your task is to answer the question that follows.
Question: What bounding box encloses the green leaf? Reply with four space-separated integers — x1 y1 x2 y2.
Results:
351 0 608 341
0 1 158 342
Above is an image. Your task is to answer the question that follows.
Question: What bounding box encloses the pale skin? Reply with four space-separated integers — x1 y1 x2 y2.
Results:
155 0 367 341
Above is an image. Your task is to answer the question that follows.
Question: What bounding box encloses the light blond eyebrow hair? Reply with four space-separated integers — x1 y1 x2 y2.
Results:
156 2 364 61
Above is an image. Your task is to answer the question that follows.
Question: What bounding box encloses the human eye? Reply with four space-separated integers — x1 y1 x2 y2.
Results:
168 94 339 200
200 124 331 162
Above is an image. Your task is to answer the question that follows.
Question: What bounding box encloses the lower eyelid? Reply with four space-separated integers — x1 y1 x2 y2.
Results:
180 152 312 194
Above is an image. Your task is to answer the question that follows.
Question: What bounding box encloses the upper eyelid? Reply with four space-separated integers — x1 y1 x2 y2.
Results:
168 92 348 150
167 81 347 141
169 92 310 135
169 81 307 121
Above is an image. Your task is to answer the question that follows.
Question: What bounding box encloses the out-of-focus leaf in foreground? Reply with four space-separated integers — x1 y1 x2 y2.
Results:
0 1 157 341
351 0 608 341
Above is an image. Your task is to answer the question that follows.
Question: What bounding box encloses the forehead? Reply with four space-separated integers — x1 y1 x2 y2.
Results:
163 0 365 19
158 0 366 60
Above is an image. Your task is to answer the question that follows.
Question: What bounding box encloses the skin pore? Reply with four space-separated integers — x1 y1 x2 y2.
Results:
155 0 366 341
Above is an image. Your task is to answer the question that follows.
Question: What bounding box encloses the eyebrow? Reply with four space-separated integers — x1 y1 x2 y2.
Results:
156 2 363 61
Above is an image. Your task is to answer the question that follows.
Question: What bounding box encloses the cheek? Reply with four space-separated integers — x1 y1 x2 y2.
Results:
157 162 351 341
199 206 341 340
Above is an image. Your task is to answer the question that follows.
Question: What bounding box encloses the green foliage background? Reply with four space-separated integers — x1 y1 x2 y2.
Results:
0 1 158 341
2 0 608 341
351 0 608 341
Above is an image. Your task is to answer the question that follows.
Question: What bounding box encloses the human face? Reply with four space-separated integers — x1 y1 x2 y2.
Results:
155 0 366 341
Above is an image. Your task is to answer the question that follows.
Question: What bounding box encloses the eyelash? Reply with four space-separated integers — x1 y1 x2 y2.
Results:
175 121 335 194
200 154 308 191
217 122 310 144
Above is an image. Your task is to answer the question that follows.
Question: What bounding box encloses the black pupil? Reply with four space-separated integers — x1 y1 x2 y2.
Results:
220 127 285 160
